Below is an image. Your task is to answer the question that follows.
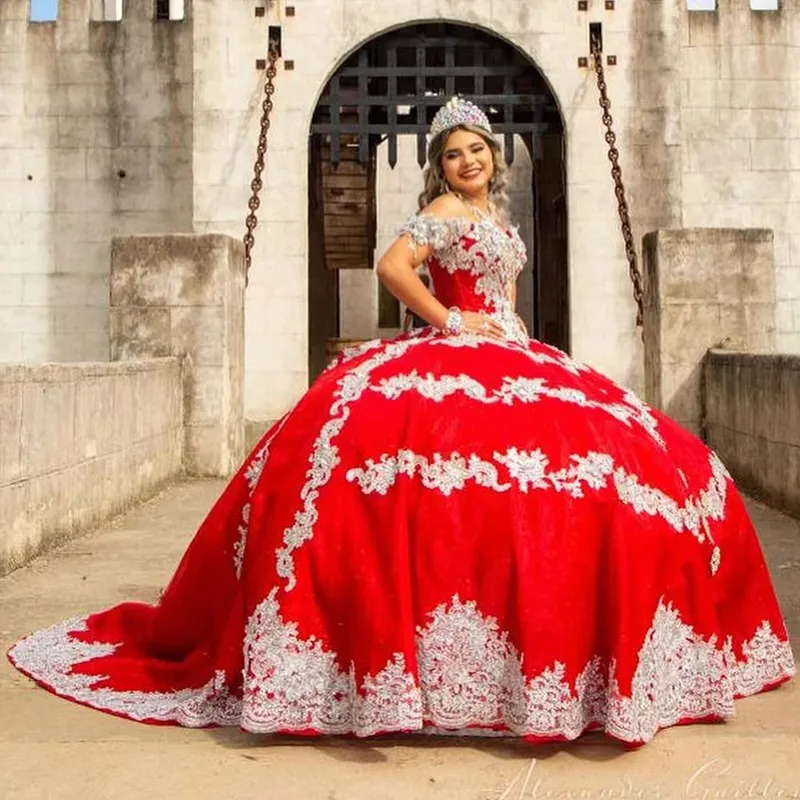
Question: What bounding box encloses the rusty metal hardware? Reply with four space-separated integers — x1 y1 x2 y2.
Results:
243 40 279 287
590 39 644 327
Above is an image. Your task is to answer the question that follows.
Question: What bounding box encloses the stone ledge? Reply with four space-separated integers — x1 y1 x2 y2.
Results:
705 349 800 519
0 357 184 576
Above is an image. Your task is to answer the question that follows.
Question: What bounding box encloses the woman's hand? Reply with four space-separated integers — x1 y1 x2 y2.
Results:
459 311 505 339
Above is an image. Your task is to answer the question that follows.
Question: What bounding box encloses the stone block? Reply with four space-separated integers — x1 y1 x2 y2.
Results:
643 229 776 432
170 306 225 366
183 423 229 478
110 307 172 359
661 304 722 365
0 332 23 362
0 481 32 575
111 234 245 477
0 377 22 485
183 367 225 425
661 362 703 426
19 376 77 477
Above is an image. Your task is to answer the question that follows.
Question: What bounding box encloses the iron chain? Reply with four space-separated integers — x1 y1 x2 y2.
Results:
591 43 645 327
243 42 279 287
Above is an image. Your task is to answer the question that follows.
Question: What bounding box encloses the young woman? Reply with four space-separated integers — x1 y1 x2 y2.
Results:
8 97 794 745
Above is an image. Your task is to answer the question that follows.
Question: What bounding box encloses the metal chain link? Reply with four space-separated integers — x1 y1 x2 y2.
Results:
591 43 645 327
243 42 279 287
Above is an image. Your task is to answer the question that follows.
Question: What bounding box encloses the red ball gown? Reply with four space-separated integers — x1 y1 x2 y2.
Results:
8 213 795 744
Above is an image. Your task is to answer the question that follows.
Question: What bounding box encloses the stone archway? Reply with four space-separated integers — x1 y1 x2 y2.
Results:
306 22 568 381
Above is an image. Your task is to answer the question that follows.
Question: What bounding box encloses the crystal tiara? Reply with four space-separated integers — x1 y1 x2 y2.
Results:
429 96 493 140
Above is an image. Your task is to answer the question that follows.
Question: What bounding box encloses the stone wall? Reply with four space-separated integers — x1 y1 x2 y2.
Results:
0 0 193 364
2 0 798 431
643 227 775 436
705 349 800 518
0 358 183 576
110 233 246 477
679 3 800 354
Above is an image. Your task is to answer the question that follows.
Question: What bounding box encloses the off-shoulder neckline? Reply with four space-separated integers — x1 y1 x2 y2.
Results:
417 213 516 239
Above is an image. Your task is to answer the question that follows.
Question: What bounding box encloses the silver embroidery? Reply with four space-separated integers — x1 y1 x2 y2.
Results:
370 371 665 448
242 588 422 736
348 447 728 554
243 588 355 732
9 596 794 741
373 371 492 404
233 503 250 579
399 214 528 345
324 337 386 371
728 620 797 697
415 595 795 741
276 335 439 590
398 214 473 253
346 450 511 497
7 618 242 727
417 595 511 728
233 412 294 579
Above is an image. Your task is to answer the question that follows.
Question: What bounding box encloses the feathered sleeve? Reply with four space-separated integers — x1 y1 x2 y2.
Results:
397 214 471 255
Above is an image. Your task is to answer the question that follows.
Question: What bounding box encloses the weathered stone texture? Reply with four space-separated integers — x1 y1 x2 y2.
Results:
643 228 775 435
0 358 183 576
110 234 245 477
0 0 193 364
2 0 800 427
706 349 800 518
679 3 800 356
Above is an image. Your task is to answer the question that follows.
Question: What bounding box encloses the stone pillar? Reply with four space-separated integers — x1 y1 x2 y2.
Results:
642 229 775 437
110 234 245 477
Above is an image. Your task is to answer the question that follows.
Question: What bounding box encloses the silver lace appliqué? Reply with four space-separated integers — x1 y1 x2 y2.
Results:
7 617 243 727
232 411 293 579
242 588 422 736
9 593 794 741
347 447 728 568
371 370 665 448
275 333 438 590
399 214 528 344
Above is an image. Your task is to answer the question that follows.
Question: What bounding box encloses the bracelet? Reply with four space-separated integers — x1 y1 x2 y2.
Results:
443 307 463 336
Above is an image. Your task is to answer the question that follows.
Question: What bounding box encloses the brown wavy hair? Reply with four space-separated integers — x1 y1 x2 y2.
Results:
418 123 510 218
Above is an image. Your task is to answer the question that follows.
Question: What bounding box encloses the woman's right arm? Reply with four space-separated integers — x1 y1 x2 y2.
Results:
376 235 450 331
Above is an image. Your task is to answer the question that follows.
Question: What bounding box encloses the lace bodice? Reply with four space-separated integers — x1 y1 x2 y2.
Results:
399 213 528 344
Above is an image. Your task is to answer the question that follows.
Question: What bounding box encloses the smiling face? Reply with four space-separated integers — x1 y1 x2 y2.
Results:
440 128 495 199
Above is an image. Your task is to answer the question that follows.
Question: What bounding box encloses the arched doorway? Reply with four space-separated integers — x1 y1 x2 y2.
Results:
307 22 567 380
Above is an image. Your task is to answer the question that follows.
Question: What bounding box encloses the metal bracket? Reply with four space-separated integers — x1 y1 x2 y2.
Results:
268 25 282 58
579 23 616 68
589 22 603 54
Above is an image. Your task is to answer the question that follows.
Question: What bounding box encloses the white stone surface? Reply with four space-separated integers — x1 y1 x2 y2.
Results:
1 0 799 424
0 0 193 364
0 358 183 577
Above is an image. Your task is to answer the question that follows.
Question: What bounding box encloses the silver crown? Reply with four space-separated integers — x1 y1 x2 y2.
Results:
429 96 493 140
